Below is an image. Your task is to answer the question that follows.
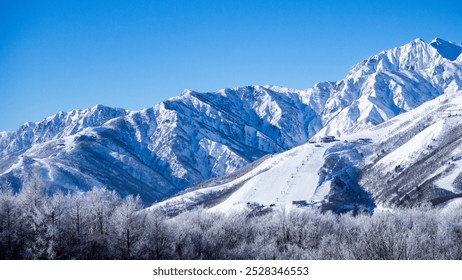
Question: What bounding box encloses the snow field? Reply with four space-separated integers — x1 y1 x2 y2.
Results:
211 142 332 212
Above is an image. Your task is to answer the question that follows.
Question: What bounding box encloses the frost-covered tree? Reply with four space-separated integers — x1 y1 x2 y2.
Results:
67 192 86 258
84 187 120 259
2 183 462 260
41 191 70 259
109 195 145 259
0 186 20 259
16 181 48 259
137 210 171 259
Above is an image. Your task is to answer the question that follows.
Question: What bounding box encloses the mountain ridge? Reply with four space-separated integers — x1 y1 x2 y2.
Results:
153 90 462 214
1 38 461 208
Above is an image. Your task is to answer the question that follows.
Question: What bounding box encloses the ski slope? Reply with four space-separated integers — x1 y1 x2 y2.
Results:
210 141 333 212
152 90 462 214
150 140 338 214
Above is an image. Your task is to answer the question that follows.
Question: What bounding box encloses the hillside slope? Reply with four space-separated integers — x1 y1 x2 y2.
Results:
1 38 461 205
151 91 462 214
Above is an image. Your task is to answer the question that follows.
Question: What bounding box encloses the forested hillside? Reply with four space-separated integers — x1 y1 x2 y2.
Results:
1 185 461 259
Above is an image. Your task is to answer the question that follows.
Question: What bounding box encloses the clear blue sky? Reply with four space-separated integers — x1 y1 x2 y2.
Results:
1 0 461 131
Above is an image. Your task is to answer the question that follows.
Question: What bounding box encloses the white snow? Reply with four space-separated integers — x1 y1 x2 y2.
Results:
152 140 337 214
377 119 444 167
434 143 462 192
210 142 329 212
2 37 462 210
441 197 462 212
0 156 25 176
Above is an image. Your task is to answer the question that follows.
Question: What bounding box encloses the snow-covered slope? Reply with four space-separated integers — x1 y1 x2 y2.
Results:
0 86 321 204
151 142 331 214
152 90 462 214
358 91 462 208
1 38 461 207
311 38 462 137
0 105 129 157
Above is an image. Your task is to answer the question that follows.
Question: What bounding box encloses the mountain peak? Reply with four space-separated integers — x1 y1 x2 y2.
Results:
181 89 193 96
430 37 462 61
90 104 125 113
348 37 446 76
1 37 461 209
431 37 444 44
91 104 106 110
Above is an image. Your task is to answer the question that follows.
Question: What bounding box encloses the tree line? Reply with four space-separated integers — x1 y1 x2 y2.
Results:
1 184 462 259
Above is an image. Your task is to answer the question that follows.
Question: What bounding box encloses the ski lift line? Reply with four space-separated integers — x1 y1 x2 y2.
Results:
275 146 320 206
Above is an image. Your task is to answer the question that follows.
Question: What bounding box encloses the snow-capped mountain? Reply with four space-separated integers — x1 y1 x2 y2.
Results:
1 38 461 207
311 38 462 137
0 87 321 204
151 90 462 214
0 105 128 157
359 91 462 208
